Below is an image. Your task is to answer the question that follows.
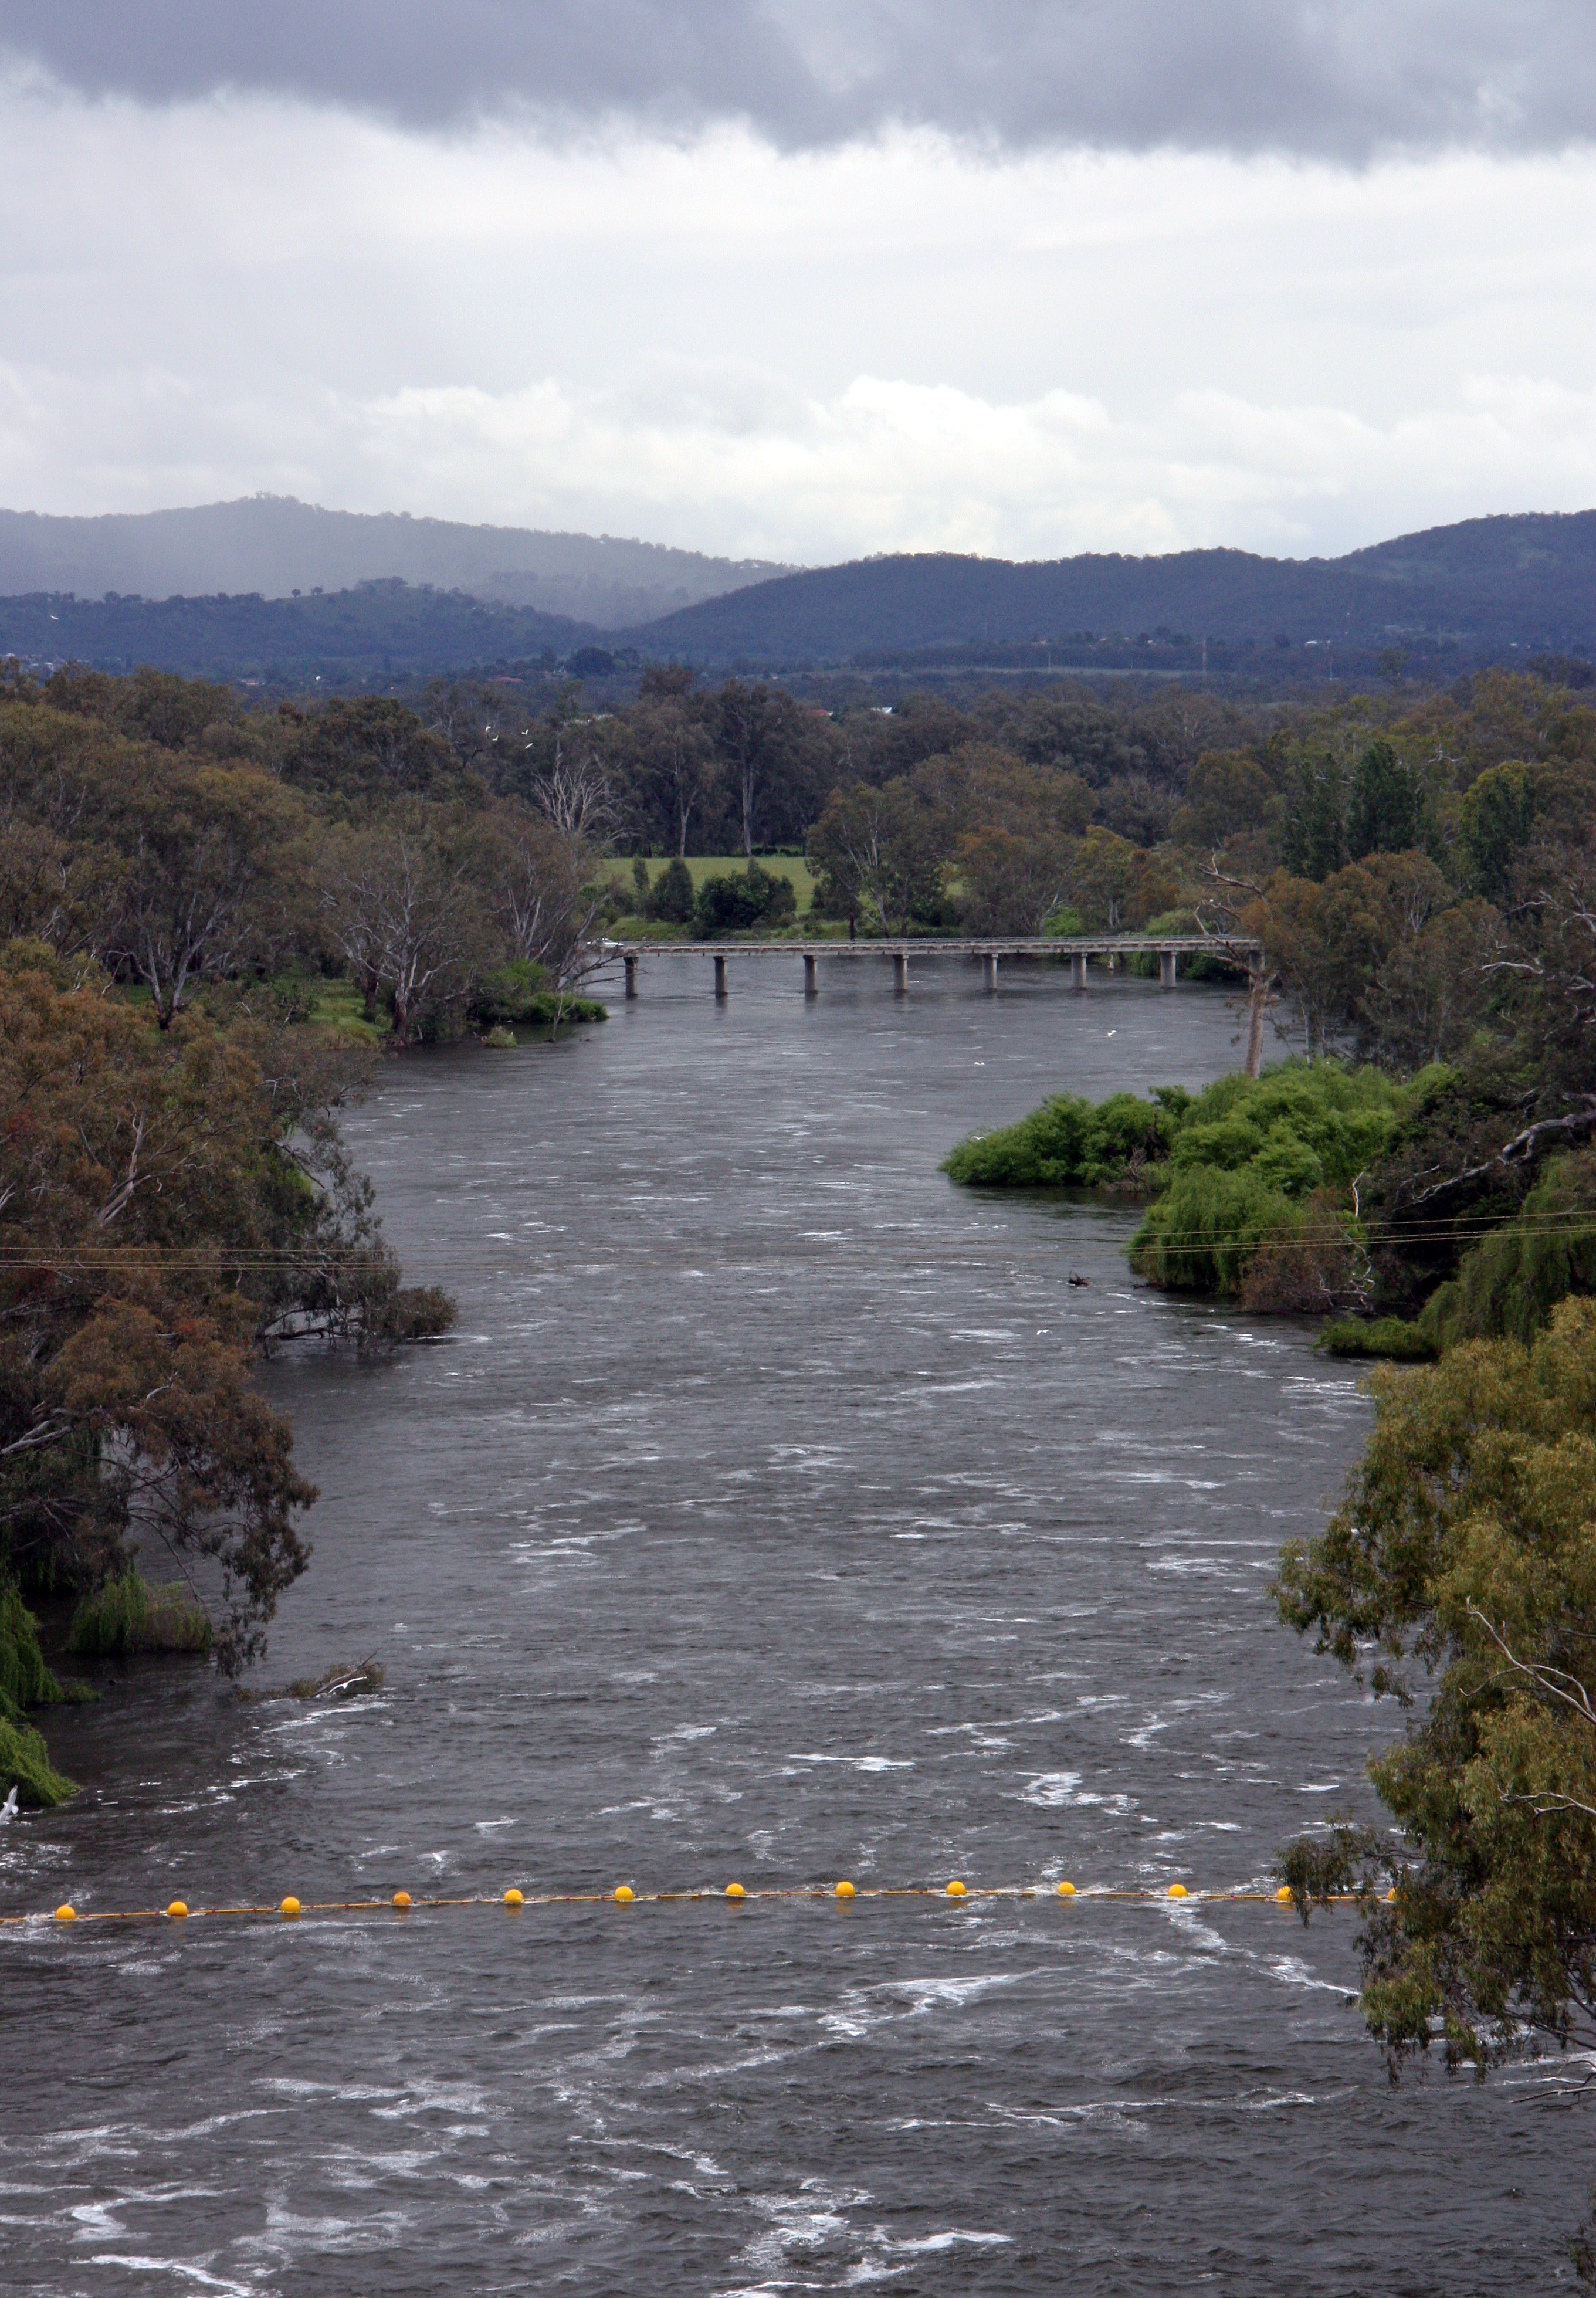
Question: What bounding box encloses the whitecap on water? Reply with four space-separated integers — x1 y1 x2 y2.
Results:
86 2258 255 2296
785 1754 914 1771
1021 1772 1136 1812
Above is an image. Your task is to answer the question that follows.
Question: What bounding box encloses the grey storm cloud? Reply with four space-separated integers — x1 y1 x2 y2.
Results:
1 1 1591 157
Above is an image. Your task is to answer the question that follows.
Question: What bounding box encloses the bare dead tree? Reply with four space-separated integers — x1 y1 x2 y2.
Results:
533 729 618 846
323 826 480 1048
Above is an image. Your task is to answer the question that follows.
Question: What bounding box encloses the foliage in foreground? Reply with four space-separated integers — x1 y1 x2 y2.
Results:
1274 1299 1596 2072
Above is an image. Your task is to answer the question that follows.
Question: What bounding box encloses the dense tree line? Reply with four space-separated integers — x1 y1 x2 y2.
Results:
6 650 1593 1062
0 666 609 1050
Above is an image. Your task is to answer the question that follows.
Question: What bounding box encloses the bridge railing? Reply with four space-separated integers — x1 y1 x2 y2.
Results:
582 933 1262 1000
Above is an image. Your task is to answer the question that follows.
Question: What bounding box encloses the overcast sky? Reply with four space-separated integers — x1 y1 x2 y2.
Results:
1 4 1592 564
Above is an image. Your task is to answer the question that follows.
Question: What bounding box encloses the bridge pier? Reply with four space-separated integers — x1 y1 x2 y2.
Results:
893 951 909 996
983 952 998 992
804 953 818 997
714 954 728 999
1106 951 1119 974
624 953 638 999
1160 948 1177 988
1071 951 1088 989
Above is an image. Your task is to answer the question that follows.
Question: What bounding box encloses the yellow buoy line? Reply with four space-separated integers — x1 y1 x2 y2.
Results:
4 1877 1384 1927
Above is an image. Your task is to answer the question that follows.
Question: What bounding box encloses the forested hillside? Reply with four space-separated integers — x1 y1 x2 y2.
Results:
5 511 1593 690
0 497 787 626
631 511 1596 668
0 581 592 688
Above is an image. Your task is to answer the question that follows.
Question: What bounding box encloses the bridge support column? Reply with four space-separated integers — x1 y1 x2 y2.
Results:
1160 948 1177 988
893 951 909 996
803 954 818 998
1071 951 1088 989
714 954 728 999
983 953 998 992
1106 951 1119 974
624 953 638 1000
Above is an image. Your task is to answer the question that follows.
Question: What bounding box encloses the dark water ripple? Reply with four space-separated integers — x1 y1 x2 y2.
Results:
2 959 1585 2293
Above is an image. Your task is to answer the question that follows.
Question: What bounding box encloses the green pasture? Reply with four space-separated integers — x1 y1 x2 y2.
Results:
628 854 819 909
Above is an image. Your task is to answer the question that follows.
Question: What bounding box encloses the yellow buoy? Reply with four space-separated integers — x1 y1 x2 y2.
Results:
946 1879 967 1897
392 1890 411 1910
1056 1882 1076 1897
725 1882 746 1900
504 1888 524 1907
55 1904 76 1921
1167 1883 1188 1899
834 1880 855 1899
279 1896 301 1919
614 1885 635 1903
1275 1885 1295 1903
167 1900 189 1920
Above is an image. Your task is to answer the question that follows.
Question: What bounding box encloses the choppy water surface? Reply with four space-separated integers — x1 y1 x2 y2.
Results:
2 960 1584 2294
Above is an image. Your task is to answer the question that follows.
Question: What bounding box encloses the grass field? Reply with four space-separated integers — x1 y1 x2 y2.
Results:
625 855 819 910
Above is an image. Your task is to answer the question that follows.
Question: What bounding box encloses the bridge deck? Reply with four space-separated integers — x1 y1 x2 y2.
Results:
600 936 1259 960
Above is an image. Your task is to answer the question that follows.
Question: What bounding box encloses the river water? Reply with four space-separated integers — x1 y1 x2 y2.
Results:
2 957 1584 2294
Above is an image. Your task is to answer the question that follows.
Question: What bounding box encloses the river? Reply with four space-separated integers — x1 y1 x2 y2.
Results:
1 958 1582 2293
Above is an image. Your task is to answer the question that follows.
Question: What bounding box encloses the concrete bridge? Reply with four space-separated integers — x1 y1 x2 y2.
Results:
596 934 1263 1000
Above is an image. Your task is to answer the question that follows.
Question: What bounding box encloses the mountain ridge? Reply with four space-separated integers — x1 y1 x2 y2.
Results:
2 509 1592 687
624 511 1596 665
0 496 788 629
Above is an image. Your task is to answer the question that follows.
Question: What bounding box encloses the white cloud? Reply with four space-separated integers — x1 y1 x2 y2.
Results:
0 83 1593 561
347 370 1596 566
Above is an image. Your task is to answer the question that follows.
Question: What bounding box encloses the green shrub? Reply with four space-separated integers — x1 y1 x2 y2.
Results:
0 1712 74 1806
520 991 606 1026
1 1580 60 1713
472 959 608 1031
378 1284 458 1341
1167 1063 1405 1192
69 1570 214 1658
695 863 797 936
949 1060 1412 1303
1130 1165 1299 1292
943 1090 1174 1189
648 857 696 923
1127 1067 1404 1298
1320 1316 1439 1361
1 1582 75 1806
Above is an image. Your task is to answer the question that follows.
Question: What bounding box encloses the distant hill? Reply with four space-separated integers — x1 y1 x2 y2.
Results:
0 581 595 687
4 510 1593 691
628 512 1596 667
0 497 789 629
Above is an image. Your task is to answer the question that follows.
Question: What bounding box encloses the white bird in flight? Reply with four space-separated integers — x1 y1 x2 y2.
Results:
1 1785 18 1823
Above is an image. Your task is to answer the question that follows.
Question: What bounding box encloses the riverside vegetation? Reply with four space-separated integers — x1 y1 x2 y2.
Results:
942 677 1596 2141
0 945 457 1803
